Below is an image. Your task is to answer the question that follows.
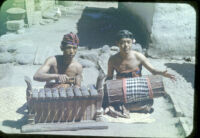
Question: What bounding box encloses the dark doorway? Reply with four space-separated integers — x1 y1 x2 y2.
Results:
77 7 150 49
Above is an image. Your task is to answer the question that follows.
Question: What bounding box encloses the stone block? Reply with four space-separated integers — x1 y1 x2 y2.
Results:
13 0 25 8
58 1 74 7
0 52 15 64
6 44 17 53
32 11 42 25
6 40 36 55
15 53 35 65
79 50 99 63
0 46 7 53
39 19 54 25
0 64 12 79
110 46 119 51
6 20 24 31
42 8 57 20
6 8 26 20
16 28 26 34
101 45 110 53
40 1 55 12
77 58 96 68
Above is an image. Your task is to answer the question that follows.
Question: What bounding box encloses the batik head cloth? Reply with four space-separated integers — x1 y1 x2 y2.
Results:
61 32 79 46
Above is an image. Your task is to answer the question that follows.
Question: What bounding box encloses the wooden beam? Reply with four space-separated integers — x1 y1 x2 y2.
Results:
21 121 108 133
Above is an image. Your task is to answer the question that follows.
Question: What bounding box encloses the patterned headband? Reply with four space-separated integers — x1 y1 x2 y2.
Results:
62 32 79 46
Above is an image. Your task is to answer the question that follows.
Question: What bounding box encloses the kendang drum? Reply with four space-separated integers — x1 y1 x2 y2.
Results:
104 75 166 106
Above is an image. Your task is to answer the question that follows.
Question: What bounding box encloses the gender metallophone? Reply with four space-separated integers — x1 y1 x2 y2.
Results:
26 85 103 124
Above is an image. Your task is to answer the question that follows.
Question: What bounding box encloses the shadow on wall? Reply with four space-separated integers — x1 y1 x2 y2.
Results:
77 7 149 49
165 63 195 88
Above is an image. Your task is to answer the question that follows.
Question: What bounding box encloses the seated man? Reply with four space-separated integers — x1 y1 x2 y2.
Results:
33 32 83 88
106 30 175 114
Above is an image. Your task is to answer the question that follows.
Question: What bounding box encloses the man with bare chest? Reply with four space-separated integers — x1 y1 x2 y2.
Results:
106 30 176 113
33 32 83 88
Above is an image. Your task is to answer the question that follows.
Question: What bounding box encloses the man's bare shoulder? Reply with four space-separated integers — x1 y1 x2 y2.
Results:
71 60 83 74
44 56 57 65
109 52 120 62
132 50 144 57
72 60 83 68
131 51 147 62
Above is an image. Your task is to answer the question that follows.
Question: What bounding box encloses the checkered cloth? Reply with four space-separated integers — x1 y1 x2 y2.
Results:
123 77 153 103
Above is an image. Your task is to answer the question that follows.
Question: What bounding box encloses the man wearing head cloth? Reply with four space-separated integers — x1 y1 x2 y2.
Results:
106 30 176 114
34 32 83 88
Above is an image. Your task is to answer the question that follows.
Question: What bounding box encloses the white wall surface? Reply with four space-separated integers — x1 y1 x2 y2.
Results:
148 3 196 58
119 2 196 58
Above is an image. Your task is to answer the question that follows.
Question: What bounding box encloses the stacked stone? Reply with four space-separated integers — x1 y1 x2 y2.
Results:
6 7 26 33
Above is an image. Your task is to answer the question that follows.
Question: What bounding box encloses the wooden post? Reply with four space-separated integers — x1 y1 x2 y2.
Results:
75 86 89 121
95 72 105 121
25 0 35 27
66 87 74 122
36 88 45 123
58 87 67 122
44 88 52 123
73 87 83 122
21 121 108 133
88 84 98 120
52 88 60 122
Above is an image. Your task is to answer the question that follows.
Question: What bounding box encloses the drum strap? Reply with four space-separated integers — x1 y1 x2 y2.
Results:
122 78 127 103
146 77 153 99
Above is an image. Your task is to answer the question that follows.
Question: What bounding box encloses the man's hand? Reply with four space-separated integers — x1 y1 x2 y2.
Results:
57 74 76 84
162 70 176 81
57 74 69 83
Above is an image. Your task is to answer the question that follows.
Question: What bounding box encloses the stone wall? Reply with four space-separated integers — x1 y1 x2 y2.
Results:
149 3 196 58
118 2 196 59
57 0 74 7
40 0 55 12
25 0 55 26
0 0 56 33
25 0 35 26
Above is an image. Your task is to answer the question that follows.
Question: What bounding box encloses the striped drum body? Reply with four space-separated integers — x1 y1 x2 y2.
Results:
104 75 165 105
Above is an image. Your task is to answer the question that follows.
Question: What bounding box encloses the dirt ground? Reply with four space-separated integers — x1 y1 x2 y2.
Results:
0 2 195 137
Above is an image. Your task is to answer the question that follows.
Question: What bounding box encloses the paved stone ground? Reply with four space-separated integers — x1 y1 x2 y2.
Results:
0 2 195 137
0 68 180 137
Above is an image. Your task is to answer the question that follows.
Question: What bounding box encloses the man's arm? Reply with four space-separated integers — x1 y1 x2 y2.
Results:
33 57 59 82
106 57 114 81
74 63 83 88
136 52 176 80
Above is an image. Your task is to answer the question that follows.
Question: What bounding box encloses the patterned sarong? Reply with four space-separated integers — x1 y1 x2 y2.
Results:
122 77 153 103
